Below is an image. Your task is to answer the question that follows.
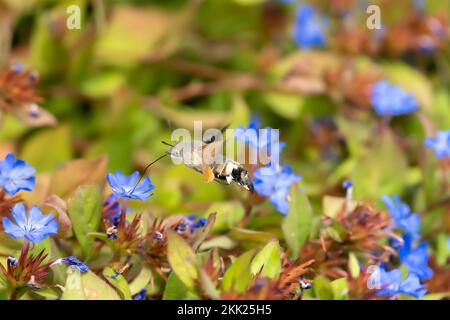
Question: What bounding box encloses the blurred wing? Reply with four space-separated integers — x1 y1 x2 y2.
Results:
201 163 215 183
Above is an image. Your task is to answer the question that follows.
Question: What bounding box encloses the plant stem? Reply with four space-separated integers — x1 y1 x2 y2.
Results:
10 288 17 300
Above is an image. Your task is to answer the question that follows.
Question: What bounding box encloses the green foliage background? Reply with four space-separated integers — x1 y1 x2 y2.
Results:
0 0 448 300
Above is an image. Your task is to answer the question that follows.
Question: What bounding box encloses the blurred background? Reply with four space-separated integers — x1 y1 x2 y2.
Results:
0 0 449 235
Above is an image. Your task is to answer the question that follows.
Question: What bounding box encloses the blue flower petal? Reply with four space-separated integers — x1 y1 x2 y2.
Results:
2 217 26 239
107 171 155 201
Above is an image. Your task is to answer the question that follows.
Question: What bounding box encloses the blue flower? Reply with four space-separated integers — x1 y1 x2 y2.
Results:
424 130 450 159
234 115 286 154
377 267 427 298
342 180 353 189
106 171 155 201
2 203 58 244
253 165 301 215
413 0 426 11
293 5 328 49
0 153 35 196
61 256 89 273
176 214 207 234
382 195 421 239
371 80 418 116
11 63 24 73
133 289 147 300
398 235 433 281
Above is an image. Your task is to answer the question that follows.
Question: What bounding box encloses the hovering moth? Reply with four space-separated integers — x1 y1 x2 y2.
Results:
133 125 254 193
164 135 254 192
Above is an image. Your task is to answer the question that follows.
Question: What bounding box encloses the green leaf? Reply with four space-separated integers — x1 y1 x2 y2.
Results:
322 223 346 243
221 250 255 293
250 240 281 279
351 130 408 199
198 268 220 300
230 0 265 5
129 266 153 295
67 185 103 260
30 237 51 263
103 267 132 300
429 89 450 129
80 71 125 99
61 268 86 300
313 276 334 300
229 228 276 244
263 93 303 119
205 202 244 232
200 235 237 251
193 213 216 252
167 231 198 290
20 126 72 172
330 278 349 300
95 6 175 68
163 272 200 300
348 252 360 279
31 287 60 300
436 233 449 266
323 196 358 219
282 185 313 259
80 271 121 300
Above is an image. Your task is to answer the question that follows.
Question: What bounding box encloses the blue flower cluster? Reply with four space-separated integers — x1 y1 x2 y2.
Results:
235 116 302 215
398 235 433 281
424 130 450 159
377 195 433 298
377 267 427 299
371 80 419 116
0 154 58 245
293 4 328 49
382 195 420 239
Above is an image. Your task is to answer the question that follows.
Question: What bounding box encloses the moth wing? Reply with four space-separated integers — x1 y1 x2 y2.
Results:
201 139 224 163
201 163 215 183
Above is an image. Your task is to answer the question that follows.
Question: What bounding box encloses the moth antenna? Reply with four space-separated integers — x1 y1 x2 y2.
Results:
220 123 231 133
204 123 231 144
131 153 168 192
161 141 174 147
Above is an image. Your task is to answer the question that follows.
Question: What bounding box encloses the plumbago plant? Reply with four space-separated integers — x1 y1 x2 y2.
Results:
0 112 447 300
0 0 449 301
